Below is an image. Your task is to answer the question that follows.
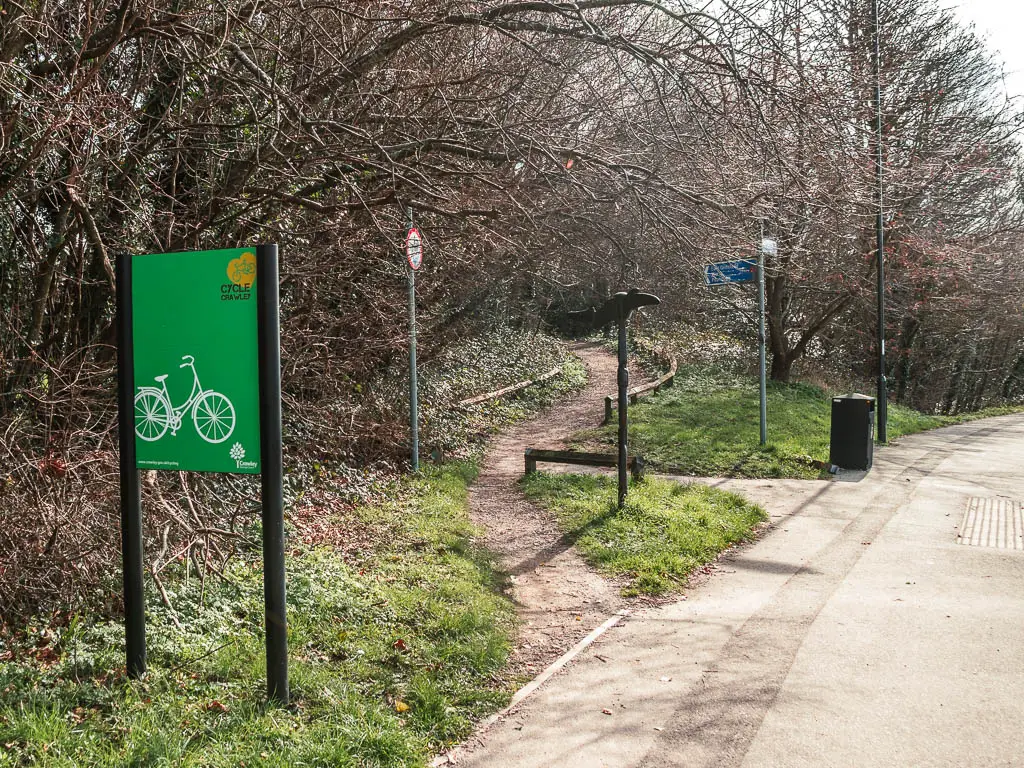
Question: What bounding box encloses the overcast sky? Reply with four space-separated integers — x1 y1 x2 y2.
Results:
945 0 1024 102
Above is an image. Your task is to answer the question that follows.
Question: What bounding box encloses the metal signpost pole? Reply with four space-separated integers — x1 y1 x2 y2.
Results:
569 290 658 510
256 244 288 705
705 252 764 444
408 269 419 471
617 303 629 509
116 254 146 679
758 246 767 446
758 237 774 447
406 208 420 472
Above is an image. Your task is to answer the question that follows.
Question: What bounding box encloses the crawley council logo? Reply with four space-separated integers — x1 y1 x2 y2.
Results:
230 441 258 470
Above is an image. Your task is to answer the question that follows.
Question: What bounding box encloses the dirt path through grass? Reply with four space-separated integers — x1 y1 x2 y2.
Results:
468 341 640 677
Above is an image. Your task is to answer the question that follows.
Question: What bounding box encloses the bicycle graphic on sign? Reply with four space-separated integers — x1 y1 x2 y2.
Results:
134 355 236 443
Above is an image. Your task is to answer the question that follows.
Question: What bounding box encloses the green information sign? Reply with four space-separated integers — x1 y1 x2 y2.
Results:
132 248 261 474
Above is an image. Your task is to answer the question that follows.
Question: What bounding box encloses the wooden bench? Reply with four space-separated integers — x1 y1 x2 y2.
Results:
524 448 645 480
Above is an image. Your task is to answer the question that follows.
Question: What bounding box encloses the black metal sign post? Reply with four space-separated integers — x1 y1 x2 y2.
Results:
116 246 287 703
256 244 288 705
615 301 630 509
115 254 147 679
571 289 660 509
872 0 888 444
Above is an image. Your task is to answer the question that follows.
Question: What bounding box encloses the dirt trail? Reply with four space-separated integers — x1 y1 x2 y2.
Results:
468 342 635 676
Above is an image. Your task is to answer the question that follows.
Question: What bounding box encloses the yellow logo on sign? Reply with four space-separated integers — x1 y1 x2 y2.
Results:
227 251 256 287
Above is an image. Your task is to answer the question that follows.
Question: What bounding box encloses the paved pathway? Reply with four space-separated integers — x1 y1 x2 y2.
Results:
457 414 1024 767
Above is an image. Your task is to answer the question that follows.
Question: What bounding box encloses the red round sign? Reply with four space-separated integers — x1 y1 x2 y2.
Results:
405 227 423 270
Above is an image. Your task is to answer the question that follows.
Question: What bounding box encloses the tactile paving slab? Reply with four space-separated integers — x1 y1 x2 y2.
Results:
957 497 1024 550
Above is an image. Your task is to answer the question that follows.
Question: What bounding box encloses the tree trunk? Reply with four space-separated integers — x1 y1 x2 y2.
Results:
893 316 920 404
770 351 794 383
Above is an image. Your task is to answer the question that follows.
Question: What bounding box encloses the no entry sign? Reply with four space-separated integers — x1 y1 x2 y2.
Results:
405 227 423 270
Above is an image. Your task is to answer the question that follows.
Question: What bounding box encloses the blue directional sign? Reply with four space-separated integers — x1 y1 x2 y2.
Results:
705 259 756 285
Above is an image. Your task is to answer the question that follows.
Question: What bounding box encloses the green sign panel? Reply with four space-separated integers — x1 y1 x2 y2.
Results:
132 248 261 474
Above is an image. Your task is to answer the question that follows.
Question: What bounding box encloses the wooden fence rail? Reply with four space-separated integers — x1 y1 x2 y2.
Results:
603 355 678 424
458 366 563 408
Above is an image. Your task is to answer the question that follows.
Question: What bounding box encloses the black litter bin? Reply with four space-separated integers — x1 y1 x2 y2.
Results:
829 394 875 470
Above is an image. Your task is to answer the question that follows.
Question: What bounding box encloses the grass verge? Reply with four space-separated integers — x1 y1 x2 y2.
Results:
0 462 515 768
521 473 767 596
575 366 1024 479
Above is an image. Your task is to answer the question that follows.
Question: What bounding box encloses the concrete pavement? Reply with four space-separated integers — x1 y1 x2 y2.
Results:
454 414 1024 767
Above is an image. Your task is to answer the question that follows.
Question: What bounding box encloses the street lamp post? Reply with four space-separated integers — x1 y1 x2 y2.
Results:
873 0 888 442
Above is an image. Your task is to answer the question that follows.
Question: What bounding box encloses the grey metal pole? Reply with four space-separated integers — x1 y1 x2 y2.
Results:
116 253 146 679
616 306 629 509
758 241 768 446
256 244 288 705
407 208 420 471
873 0 888 443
